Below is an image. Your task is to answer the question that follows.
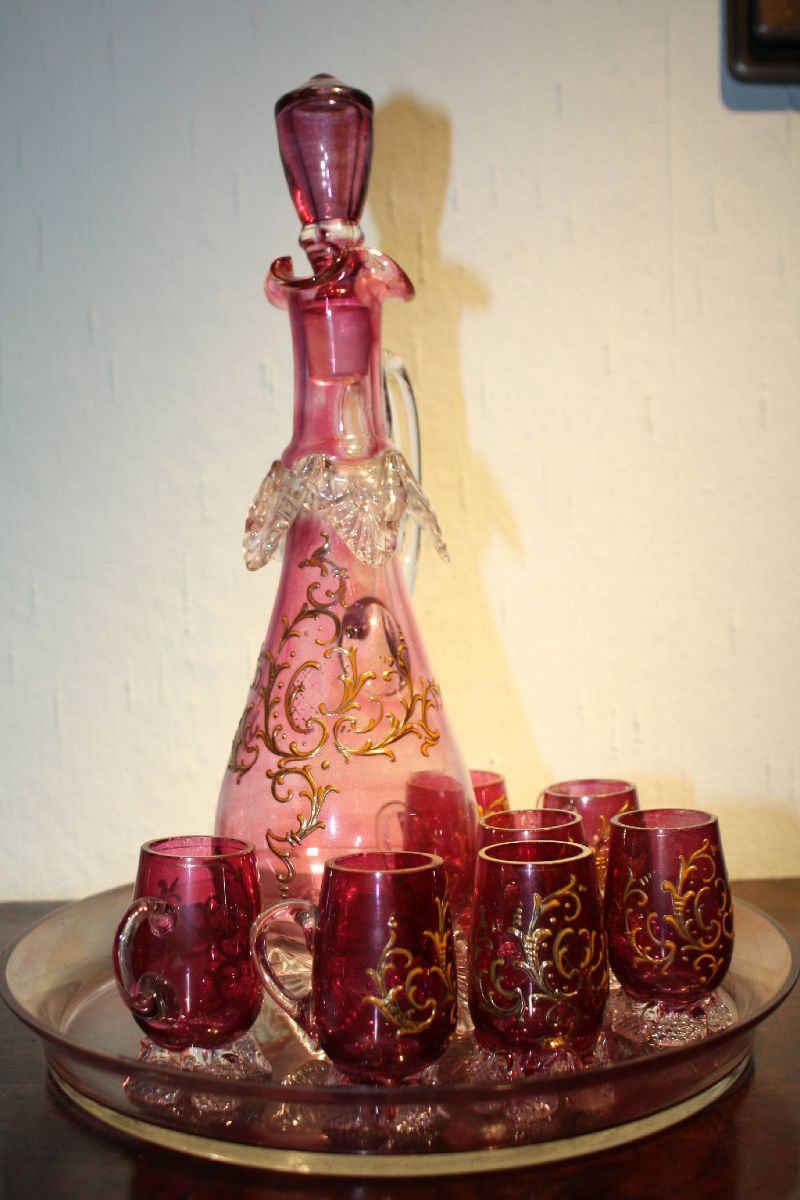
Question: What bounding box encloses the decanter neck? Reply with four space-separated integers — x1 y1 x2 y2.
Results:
268 75 414 464
282 287 388 464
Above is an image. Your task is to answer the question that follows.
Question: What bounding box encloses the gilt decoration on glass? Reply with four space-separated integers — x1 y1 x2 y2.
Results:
215 74 477 904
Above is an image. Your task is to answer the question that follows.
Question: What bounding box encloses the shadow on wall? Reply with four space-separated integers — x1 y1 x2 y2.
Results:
368 93 542 780
720 0 800 110
634 773 800 881
715 796 800 882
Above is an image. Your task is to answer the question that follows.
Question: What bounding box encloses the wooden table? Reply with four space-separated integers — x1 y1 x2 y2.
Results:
1 878 798 1199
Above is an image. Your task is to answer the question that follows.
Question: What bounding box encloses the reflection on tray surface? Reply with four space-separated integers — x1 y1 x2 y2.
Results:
121 985 737 1152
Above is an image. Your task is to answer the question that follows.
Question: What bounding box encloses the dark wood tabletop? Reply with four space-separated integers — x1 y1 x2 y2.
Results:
1 878 798 1200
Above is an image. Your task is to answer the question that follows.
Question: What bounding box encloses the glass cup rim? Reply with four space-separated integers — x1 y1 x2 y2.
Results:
406 770 464 797
469 768 506 787
543 778 635 800
327 849 444 875
610 807 718 833
480 806 582 833
479 839 593 867
142 835 255 861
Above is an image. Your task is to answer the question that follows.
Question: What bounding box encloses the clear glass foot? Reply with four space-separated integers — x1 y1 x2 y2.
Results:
123 1032 272 1119
320 1064 450 1151
608 987 738 1048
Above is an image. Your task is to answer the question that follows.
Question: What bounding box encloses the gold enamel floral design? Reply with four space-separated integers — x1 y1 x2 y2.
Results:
423 890 459 1029
476 791 508 820
592 795 635 886
227 534 442 891
363 890 457 1035
472 875 608 1031
621 839 733 985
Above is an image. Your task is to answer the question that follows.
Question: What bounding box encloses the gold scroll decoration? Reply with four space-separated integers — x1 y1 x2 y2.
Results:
228 535 442 891
621 838 734 985
363 890 458 1035
472 875 608 1037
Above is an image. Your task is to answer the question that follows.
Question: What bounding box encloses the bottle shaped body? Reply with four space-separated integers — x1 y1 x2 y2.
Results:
217 516 475 912
215 74 477 911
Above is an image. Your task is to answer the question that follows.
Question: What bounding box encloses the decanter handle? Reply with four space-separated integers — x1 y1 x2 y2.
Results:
382 349 422 592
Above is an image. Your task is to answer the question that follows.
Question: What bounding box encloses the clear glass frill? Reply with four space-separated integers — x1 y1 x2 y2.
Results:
215 75 477 914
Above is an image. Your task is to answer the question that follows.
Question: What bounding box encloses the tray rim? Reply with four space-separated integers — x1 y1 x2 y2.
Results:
51 1056 753 1177
1 884 797 1109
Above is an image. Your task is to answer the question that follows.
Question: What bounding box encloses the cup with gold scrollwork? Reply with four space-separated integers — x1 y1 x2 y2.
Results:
603 809 734 1043
468 840 609 1071
539 779 639 891
470 769 510 820
251 850 458 1083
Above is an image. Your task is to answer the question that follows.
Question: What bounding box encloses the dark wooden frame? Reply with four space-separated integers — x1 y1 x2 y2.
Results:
728 0 800 82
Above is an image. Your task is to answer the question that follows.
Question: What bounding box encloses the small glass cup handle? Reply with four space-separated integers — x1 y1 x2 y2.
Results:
113 896 177 1020
375 798 405 848
250 900 318 1030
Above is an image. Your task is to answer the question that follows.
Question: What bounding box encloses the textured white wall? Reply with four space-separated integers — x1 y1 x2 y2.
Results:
2 1 799 898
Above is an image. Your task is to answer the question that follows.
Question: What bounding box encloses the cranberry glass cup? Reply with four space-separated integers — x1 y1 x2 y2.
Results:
478 807 586 853
403 771 477 921
468 841 608 1064
539 778 639 888
470 770 509 819
251 850 457 1083
604 809 734 1008
112 836 263 1050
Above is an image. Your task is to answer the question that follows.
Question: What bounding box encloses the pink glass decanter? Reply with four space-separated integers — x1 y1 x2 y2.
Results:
215 75 477 914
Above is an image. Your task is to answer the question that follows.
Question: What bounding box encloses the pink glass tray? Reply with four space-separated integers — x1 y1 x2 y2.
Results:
1 884 797 1177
